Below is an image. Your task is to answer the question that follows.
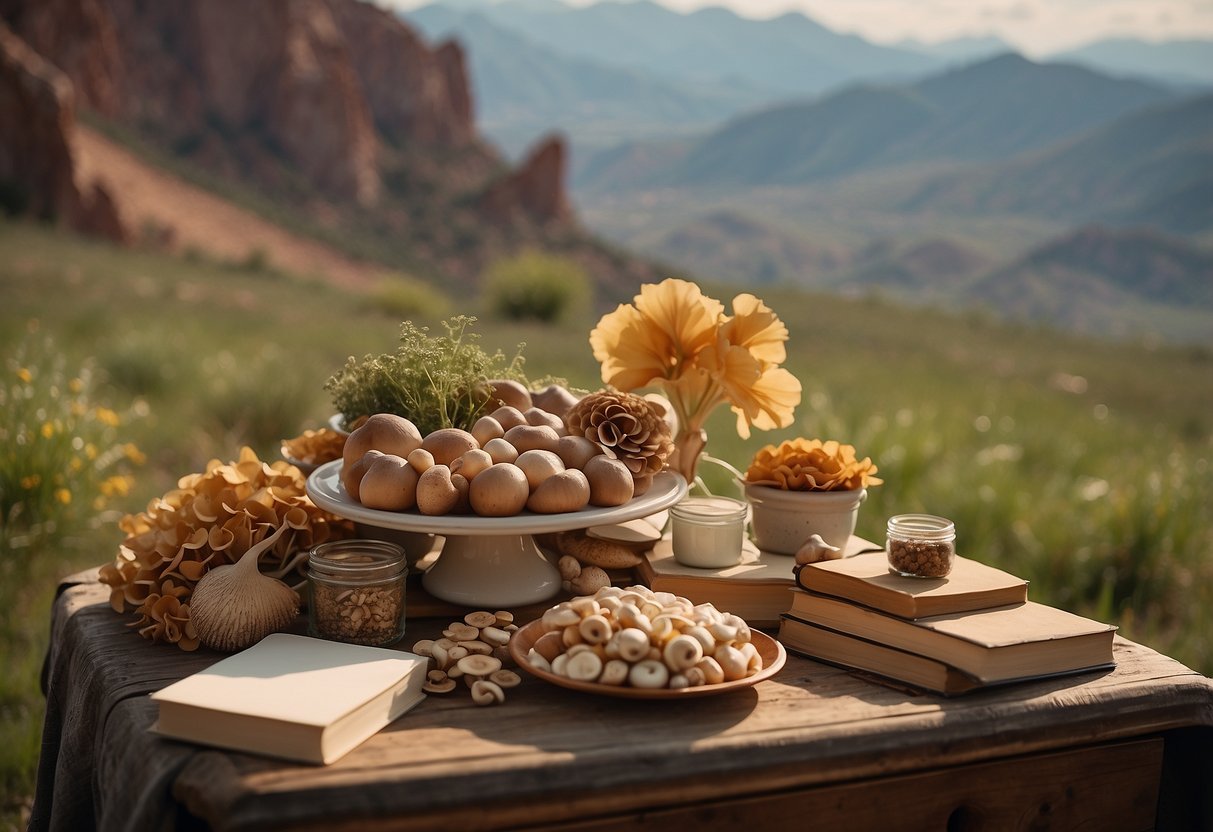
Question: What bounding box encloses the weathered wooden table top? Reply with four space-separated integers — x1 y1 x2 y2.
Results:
32 571 1213 832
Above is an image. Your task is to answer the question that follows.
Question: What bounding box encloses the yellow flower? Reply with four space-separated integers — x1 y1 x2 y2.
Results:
123 443 147 466
55 488 72 505
591 279 724 390
41 422 55 439
588 278 800 482
69 378 84 394
94 407 121 427
16 367 32 383
21 474 42 490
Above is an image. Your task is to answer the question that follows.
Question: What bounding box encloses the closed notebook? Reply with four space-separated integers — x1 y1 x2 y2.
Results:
778 616 983 695
795 551 1028 619
151 633 427 764
787 594 1116 684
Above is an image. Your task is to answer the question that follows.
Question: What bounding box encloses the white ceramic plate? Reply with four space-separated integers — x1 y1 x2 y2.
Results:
306 460 687 536
510 620 787 699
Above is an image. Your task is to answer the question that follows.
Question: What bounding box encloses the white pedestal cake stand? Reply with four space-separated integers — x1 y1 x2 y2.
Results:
307 461 687 608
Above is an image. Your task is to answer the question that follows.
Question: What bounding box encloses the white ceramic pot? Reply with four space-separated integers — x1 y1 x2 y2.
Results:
744 484 867 555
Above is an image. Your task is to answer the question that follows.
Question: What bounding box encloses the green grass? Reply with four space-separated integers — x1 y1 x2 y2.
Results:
1 220 1210 827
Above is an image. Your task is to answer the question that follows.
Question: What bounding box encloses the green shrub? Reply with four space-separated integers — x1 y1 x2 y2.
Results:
484 250 590 324
367 273 450 320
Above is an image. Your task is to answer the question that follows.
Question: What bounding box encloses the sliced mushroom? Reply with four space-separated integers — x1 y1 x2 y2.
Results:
464 610 498 629
489 669 522 689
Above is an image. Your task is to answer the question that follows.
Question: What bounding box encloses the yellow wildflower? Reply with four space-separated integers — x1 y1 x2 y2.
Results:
16 367 32 383
41 422 55 439
55 488 72 505
94 407 121 427
21 474 42 489
123 443 147 466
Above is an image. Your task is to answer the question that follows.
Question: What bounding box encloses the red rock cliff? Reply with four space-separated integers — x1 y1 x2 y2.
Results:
0 20 125 240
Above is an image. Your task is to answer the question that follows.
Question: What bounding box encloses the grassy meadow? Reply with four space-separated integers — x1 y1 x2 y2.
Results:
1 219 1211 826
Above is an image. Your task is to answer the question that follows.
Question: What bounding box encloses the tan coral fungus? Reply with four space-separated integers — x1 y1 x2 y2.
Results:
99 446 352 650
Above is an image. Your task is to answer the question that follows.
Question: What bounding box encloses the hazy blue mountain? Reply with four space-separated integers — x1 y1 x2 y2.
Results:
441 0 940 97
405 5 751 155
639 54 1174 188
906 94 1213 234
897 35 1013 62
1052 39 1213 87
965 226 1213 340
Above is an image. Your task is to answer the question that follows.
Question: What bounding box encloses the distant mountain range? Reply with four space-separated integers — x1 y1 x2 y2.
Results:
577 54 1177 191
1051 39 1213 88
967 226 1213 340
404 0 944 153
905 94 1213 235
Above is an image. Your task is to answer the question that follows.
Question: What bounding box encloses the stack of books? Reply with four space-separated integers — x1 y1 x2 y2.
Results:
780 552 1117 695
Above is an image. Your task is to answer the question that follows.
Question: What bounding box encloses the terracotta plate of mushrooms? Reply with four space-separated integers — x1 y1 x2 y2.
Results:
509 620 786 699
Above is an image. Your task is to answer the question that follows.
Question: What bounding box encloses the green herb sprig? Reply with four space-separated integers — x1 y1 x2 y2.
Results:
325 316 527 435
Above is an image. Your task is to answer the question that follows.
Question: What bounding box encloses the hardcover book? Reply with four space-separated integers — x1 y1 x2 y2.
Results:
778 616 983 695
636 535 881 627
785 594 1116 684
151 633 427 764
795 551 1028 619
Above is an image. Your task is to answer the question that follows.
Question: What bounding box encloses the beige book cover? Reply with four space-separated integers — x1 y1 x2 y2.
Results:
151 633 427 764
795 551 1028 619
787 596 1116 683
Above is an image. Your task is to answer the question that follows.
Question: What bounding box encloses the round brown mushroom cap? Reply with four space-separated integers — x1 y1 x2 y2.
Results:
457 654 503 677
343 414 423 469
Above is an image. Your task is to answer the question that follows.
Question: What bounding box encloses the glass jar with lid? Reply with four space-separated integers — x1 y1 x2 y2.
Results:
670 496 749 568
886 514 956 578
308 539 407 645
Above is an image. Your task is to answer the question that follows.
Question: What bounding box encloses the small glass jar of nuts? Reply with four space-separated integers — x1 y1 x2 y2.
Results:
308 540 407 646
886 514 956 578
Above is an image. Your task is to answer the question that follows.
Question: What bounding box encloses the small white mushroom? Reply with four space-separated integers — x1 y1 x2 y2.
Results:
479 626 512 647
550 653 570 676
423 677 456 694
715 645 748 681
685 626 716 657
411 639 435 657
683 666 707 687
599 659 629 686
613 628 651 663
565 650 604 682
470 679 506 706
663 634 704 672
542 605 580 631
457 654 502 678
669 673 691 690
578 614 612 645
561 624 584 648
696 657 725 685
464 610 498 629
526 648 552 672
462 640 493 655
430 643 450 670
628 659 670 689
447 645 469 662
489 669 522 689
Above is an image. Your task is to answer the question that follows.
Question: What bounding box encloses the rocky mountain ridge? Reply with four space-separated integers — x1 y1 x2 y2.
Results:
1 0 631 292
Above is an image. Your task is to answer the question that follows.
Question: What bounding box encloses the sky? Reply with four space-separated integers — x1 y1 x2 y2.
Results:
391 0 1213 55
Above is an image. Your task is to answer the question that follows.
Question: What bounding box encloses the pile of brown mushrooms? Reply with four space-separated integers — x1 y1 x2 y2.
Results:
412 611 521 706
341 387 672 518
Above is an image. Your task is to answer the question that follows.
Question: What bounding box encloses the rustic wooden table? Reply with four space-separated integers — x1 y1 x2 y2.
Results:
32 570 1213 832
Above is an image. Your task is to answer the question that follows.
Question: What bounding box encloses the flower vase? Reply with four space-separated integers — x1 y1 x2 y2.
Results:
744 485 867 555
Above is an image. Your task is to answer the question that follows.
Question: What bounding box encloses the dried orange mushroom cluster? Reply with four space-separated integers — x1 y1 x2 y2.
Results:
527 585 764 690
342 391 672 518
281 427 346 467
99 447 352 650
745 438 882 492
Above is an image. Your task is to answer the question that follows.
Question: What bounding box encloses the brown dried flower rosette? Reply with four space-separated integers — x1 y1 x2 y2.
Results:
99 446 353 650
745 438 882 492
565 390 674 482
